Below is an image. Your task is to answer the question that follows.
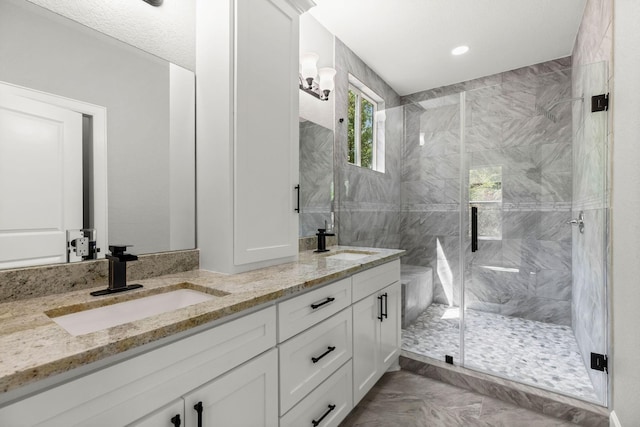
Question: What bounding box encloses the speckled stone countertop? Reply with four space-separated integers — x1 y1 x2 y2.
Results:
0 246 403 395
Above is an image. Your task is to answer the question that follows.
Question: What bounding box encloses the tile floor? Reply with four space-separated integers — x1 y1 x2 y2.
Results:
401 304 597 401
339 370 579 427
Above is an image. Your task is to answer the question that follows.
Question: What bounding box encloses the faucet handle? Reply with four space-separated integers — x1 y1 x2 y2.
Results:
317 228 335 237
109 244 132 256
107 244 138 262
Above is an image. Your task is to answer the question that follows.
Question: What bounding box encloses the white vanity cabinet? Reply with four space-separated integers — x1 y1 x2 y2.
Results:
182 349 278 427
277 277 354 426
352 260 401 405
128 350 278 427
0 307 277 427
0 258 402 427
196 0 313 273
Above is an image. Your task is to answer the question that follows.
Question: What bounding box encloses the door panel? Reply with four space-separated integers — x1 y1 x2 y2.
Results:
352 294 380 405
379 282 401 369
183 349 278 427
0 93 82 268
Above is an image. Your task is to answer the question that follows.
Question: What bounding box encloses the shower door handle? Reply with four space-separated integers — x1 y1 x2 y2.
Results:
471 206 478 252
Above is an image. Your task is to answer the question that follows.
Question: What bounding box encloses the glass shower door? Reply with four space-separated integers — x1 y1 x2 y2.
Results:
461 62 609 405
399 94 463 366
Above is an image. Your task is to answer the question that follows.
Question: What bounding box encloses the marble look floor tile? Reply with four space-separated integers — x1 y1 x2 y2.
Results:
402 303 597 401
340 371 577 427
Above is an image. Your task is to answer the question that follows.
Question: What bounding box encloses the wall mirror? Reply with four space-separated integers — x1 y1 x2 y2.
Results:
0 0 195 269
298 117 334 237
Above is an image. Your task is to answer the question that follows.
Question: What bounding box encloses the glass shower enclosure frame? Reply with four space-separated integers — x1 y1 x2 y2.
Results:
400 61 609 405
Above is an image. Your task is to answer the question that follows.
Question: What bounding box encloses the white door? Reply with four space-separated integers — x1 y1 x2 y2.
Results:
379 282 401 369
183 349 278 427
352 294 381 405
0 93 82 268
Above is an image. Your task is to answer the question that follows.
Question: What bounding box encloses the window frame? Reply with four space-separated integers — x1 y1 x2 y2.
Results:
348 83 380 171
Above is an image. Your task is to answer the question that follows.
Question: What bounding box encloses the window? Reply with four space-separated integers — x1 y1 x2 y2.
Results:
469 166 502 240
347 77 384 172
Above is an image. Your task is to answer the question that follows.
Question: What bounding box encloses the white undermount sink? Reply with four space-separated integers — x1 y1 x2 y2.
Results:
49 288 224 336
325 250 376 261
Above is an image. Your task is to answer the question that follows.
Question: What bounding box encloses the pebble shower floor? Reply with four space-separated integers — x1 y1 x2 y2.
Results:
401 303 597 401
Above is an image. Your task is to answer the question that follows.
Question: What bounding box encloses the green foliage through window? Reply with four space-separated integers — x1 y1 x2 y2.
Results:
348 86 377 170
469 166 502 239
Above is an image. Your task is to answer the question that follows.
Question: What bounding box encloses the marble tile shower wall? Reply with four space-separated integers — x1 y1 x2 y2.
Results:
333 38 403 249
299 120 334 237
400 58 575 325
571 0 612 403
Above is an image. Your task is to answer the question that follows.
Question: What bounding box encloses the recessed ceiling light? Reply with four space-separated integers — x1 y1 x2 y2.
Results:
451 45 469 56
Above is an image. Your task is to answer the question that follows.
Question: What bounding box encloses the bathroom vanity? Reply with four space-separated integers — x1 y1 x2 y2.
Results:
0 247 402 426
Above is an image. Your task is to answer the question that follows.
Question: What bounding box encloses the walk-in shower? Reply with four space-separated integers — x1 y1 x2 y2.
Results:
397 61 609 405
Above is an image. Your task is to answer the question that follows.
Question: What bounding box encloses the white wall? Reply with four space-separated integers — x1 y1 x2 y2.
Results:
611 1 640 424
299 13 334 130
24 0 195 70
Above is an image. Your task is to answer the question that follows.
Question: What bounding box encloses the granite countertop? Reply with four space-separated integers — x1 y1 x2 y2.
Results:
0 246 403 396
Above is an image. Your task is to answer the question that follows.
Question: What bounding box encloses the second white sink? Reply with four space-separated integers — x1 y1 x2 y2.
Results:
50 289 219 336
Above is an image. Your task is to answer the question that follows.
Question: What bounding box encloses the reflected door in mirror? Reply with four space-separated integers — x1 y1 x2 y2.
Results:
0 94 82 268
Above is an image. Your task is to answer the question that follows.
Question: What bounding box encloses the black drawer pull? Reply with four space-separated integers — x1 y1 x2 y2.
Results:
310 297 335 309
312 404 336 426
194 401 203 427
295 185 300 213
311 346 336 363
377 294 384 321
170 414 181 427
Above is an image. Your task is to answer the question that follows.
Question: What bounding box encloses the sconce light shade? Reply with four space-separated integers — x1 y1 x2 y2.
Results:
318 67 336 92
419 132 426 146
300 52 319 82
299 53 334 101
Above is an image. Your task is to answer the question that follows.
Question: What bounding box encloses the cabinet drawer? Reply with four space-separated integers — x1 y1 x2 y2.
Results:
280 361 353 427
352 259 400 302
279 308 352 414
278 277 351 342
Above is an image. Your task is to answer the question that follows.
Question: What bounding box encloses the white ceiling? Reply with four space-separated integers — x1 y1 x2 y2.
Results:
309 0 587 96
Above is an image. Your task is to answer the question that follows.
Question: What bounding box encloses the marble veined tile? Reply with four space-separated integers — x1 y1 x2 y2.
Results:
340 370 580 427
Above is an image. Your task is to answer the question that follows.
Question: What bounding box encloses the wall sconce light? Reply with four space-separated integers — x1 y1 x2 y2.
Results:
299 52 336 101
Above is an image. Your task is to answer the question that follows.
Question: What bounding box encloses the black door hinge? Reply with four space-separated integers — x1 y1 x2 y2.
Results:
591 352 608 373
591 93 609 112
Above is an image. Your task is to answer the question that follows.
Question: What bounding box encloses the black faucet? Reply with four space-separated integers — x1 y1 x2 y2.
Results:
315 228 335 253
90 245 143 296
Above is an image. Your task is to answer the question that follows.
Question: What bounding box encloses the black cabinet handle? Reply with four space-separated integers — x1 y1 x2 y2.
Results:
194 401 203 427
377 294 384 321
295 185 300 213
170 414 181 427
311 346 336 363
311 404 336 426
310 297 335 309
382 292 388 319
471 206 478 252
